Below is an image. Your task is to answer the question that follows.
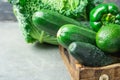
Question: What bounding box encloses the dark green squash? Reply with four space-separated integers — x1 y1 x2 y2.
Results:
68 42 119 67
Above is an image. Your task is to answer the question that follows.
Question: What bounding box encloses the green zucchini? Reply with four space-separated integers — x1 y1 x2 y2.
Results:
68 42 119 67
57 24 96 48
32 9 89 36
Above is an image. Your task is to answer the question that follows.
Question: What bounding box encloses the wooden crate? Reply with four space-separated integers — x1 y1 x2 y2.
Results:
59 46 120 80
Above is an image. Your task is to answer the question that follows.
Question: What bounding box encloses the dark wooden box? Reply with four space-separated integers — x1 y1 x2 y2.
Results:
59 46 120 80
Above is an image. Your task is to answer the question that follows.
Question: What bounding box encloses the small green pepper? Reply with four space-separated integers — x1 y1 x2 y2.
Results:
90 3 120 32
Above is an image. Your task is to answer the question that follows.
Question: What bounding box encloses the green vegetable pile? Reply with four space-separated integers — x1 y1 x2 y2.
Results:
8 0 102 45
9 0 120 67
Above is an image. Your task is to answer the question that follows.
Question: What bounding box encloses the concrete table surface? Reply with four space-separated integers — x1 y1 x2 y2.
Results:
0 21 70 80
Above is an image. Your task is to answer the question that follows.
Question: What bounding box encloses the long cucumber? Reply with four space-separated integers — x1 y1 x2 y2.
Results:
32 9 90 36
57 24 96 48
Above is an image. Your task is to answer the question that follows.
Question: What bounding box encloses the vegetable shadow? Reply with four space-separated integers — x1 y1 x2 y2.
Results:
33 42 58 49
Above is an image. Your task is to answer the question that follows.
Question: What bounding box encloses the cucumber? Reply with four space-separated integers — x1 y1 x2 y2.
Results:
32 9 89 36
68 42 119 67
57 24 96 48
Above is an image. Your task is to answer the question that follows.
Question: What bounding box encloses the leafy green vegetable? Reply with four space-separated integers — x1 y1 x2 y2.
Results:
42 0 88 17
8 0 103 45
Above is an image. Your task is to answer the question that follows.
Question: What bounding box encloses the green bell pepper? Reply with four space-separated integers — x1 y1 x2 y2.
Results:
90 3 120 32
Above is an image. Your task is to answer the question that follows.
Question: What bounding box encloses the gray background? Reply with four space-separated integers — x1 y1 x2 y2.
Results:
0 0 70 80
0 0 16 21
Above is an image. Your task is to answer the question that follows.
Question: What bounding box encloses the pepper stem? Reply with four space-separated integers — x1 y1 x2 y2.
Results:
101 13 116 25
